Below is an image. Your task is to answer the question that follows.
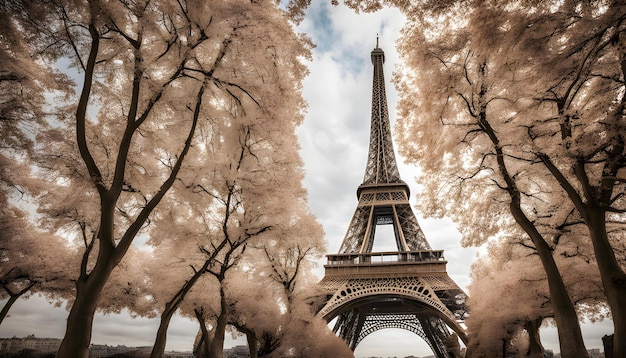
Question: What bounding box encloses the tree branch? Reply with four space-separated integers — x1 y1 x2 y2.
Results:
76 23 105 194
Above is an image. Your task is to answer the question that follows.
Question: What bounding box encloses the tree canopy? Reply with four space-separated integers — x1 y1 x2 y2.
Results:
1 0 343 357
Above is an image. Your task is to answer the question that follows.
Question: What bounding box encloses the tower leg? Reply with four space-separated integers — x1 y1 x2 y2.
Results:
419 316 450 358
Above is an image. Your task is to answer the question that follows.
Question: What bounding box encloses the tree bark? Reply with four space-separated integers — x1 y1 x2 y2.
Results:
231 322 258 358
56 18 112 358
0 294 20 326
150 305 175 358
585 210 626 358
524 318 544 358
193 308 211 358
603 334 613 358
56 250 115 358
508 200 588 358
245 329 258 358
150 258 214 358
208 285 229 358
0 282 34 325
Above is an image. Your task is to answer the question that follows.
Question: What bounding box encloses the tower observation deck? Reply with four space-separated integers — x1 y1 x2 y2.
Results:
316 41 468 358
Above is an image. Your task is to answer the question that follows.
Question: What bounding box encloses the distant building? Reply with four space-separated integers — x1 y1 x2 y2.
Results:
0 337 192 358
551 348 604 358
587 348 603 358
164 351 194 358
89 344 152 357
0 335 61 355
224 345 249 358
90 344 132 357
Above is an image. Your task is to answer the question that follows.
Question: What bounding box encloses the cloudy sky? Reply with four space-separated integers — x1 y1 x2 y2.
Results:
0 1 614 357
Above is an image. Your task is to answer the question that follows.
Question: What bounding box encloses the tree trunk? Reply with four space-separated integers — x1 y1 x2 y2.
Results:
208 285 229 358
538 87 626 357
510 204 588 358
56 4 203 357
245 329 258 358
0 283 34 325
479 91 587 357
150 259 212 358
585 210 626 358
56 253 115 358
231 322 258 358
0 294 20 326
56 19 113 358
150 306 175 358
602 334 613 358
524 318 544 358
193 309 210 358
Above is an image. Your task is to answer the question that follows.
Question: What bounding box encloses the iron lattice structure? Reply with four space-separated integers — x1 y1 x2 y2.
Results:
338 45 429 255
317 43 468 358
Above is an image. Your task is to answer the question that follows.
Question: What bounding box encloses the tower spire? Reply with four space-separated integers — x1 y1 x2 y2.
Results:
365 42 397 184
337 44 429 254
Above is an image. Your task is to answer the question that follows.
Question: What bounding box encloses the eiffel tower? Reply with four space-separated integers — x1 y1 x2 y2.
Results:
317 40 468 358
